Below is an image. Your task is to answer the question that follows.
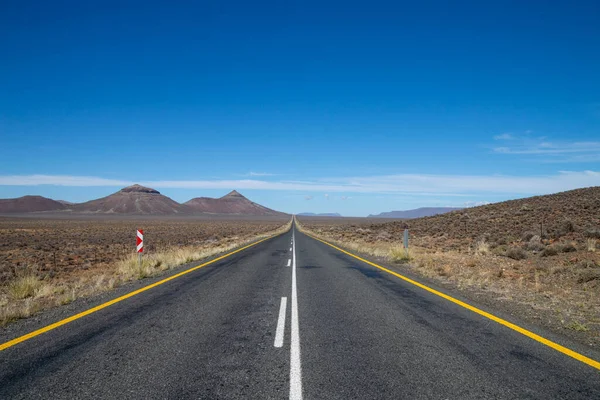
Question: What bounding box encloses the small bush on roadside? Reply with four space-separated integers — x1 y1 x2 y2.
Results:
565 321 589 332
8 275 42 299
389 246 412 263
505 247 527 260
540 246 558 257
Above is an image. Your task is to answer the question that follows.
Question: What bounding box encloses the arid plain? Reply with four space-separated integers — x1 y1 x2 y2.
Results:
298 187 600 348
0 215 290 326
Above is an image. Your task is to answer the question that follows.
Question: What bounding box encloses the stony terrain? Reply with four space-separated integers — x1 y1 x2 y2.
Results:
298 186 600 347
0 215 290 325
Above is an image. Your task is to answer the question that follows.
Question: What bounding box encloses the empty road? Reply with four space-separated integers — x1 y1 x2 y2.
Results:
1 222 600 399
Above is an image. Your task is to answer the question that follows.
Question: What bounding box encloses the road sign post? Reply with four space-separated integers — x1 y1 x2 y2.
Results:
137 229 144 267
403 229 409 257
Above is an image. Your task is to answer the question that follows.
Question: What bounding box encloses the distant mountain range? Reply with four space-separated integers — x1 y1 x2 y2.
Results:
368 207 463 219
297 212 342 217
0 185 285 216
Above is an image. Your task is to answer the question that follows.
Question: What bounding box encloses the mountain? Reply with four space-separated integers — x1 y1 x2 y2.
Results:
73 185 190 215
369 207 463 219
297 213 342 217
381 186 600 242
184 190 284 215
0 195 66 213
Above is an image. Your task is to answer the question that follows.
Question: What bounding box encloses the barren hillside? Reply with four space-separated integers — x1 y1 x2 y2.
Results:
0 196 66 213
185 190 284 216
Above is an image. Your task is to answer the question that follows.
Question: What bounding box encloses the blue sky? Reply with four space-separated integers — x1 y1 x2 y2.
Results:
1 1 599 216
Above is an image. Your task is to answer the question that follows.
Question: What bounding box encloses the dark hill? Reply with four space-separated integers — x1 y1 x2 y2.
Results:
185 190 284 216
73 185 189 215
0 195 66 213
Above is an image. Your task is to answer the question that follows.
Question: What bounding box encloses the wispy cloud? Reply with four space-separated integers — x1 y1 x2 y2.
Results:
491 133 600 162
247 172 276 176
1 171 599 197
304 195 313 201
493 133 513 140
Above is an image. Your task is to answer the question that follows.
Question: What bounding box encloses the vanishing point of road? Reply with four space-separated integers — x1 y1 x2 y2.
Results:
1 221 600 399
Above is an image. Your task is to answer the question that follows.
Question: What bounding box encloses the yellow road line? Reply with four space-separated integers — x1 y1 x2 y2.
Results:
0 234 279 352
305 232 600 371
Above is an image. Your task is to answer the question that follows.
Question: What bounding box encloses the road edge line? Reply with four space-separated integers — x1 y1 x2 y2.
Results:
0 232 284 352
304 232 600 371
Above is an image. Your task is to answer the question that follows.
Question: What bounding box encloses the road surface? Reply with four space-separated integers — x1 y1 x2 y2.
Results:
1 222 599 399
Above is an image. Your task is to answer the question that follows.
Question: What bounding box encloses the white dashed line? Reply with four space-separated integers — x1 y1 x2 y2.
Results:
274 297 288 348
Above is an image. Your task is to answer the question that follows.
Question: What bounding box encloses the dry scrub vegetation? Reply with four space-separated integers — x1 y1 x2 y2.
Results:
0 217 290 326
297 187 600 346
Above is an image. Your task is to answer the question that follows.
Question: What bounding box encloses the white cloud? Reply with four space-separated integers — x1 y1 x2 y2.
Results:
324 194 330 200
247 172 276 176
491 133 600 161
304 195 313 201
0 171 599 197
0 175 131 187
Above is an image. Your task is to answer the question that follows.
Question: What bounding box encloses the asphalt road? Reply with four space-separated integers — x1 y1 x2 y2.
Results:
1 222 600 399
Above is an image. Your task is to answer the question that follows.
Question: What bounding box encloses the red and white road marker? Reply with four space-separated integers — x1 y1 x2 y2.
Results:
136 229 144 253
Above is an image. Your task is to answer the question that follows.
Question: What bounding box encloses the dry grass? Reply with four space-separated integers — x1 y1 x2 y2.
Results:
389 246 412 263
475 239 490 255
8 274 42 299
0 218 291 326
588 238 597 252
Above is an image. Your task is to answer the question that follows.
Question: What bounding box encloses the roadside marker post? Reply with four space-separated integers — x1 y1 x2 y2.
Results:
403 229 409 256
137 229 144 267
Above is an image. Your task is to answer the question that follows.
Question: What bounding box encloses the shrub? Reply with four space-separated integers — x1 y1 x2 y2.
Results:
559 243 577 253
565 321 589 332
8 275 42 299
540 246 558 257
505 247 527 260
389 246 412 263
520 204 533 212
587 238 597 252
585 228 600 239
522 231 536 242
475 239 490 255
556 219 576 237
526 235 544 252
